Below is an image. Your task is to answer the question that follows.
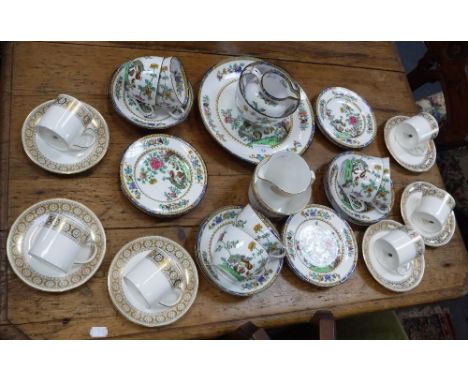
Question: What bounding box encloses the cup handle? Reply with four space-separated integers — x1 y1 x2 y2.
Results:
159 279 185 307
71 126 96 150
74 237 98 265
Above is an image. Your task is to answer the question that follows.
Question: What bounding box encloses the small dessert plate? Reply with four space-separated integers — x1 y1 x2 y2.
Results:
195 206 283 296
362 220 425 292
401 181 456 247
120 134 208 217
22 100 109 174
283 204 358 287
384 116 437 172
6 198 107 292
108 236 198 327
316 87 377 149
110 61 194 129
325 152 394 225
198 56 315 164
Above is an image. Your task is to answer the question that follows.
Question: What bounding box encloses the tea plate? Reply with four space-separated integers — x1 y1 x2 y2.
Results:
108 236 198 327
283 204 358 287
401 181 456 247
384 116 436 172
198 57 315 164
316 87 376 149
325 152 394 225
362 220 425 292
195 206 283 296
22 100 110 174
6 198 107 292
120 134 208 217
110 61 194 129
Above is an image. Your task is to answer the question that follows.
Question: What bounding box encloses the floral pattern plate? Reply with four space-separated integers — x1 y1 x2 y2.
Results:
198 57 315 164
401 181 456 247
110 61 194 129
384 115 437 172
316 87 376 149
283 204 358 287
22 100 110 174
195 206 283 296
120 134 208 217
6 198 107 292
108 236 198 327
325 152 394 226
362 220 425 292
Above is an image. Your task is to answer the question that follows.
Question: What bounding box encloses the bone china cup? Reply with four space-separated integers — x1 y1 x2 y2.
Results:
394 113 439 152
412 188 455 234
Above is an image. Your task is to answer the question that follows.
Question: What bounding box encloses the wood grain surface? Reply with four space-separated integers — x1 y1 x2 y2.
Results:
1 42 467 339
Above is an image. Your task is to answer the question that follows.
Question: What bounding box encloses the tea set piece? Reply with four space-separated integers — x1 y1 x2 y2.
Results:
107 236 198 327
198 56 315 164
401 181 456 247
315 87 377 149
325 151 394 226
362 220 425 292
195 205 284 296
283 204 358 287
22 94 110 174
384 113 438 172
249 151 315 219
120 134 208 217
110 56 194 129
6 198 107 292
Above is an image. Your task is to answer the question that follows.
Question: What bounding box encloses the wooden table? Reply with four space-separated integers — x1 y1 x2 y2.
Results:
1 42 467 339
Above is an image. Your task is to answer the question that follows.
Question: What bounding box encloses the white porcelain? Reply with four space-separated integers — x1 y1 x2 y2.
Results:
394 112 439 154
196 206 283 296
412 188 455 234
198 56 315 164
234 204 286 257
362 220 425 292
36 94 96 152
7 198 106 292
124 249 185 309
283 204 358 287
316 87 377 149
108 236 198 327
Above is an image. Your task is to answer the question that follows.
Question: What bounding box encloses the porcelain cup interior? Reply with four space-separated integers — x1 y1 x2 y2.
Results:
213 225 269 282
394 113 439 153
36 94 96 152
124 250 185 309
234 204 286 258
412 188 455 234
28 213 97 274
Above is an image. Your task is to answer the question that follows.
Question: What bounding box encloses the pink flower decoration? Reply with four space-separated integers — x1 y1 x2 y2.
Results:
150 157 164 170
349 116 358 126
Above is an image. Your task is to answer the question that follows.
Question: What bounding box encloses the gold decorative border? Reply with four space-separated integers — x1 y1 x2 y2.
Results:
44 214 90 245
55 95 93 127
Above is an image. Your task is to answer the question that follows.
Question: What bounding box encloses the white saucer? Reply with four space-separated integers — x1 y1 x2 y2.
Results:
22 100 110 174
6 198 107 292
110 61 194 129
198 56 315 164
195 206 283 296
362 220 425 292
283 204 358 287
120 134 208 217
316 87 377 149
107 236 198 327
384 116 437 172
401 181 456 247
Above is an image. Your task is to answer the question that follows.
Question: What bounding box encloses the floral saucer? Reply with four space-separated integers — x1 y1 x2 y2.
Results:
401 181 456 247
108 236 198 327
362 220 425 292
198 57 315 164
384 116 437 172
120 134 208 217
6 198 107 292
22 100 110 174
110 61 194 129
195 206 283 296
324 152 394 225
316 87 376 149
283 204 358 287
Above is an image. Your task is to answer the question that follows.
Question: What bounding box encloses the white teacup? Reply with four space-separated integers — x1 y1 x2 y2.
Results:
124 250 185 309
36 94 96 152
412 187 455 234
28 213 97 274
394 112 439 154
